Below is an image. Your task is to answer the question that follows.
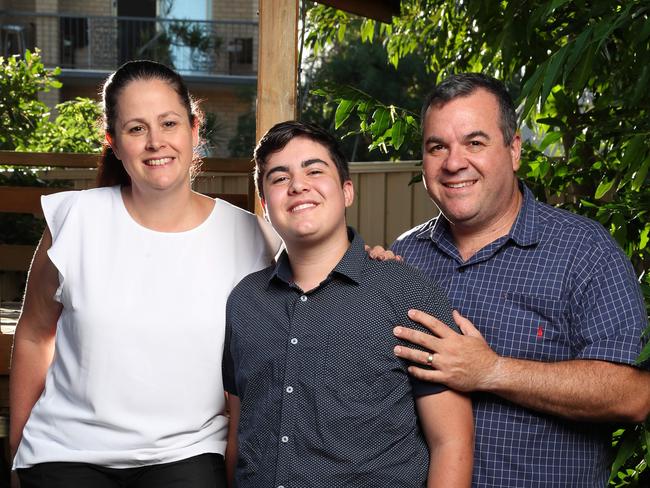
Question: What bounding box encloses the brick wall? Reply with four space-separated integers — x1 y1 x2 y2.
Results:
60 0 112 16
194 84 255 157
8 0 36 10
34 0 57 13
212 0 258 21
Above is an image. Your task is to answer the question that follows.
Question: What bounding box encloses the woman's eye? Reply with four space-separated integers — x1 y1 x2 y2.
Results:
163 120 177 128
128 126 144 134
272 176 288 184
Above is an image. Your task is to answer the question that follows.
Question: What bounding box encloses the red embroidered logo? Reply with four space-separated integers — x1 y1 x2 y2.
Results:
537 325 544 338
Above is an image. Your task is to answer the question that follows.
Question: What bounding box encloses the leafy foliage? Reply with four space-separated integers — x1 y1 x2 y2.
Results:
305 1 649 484
0 51 103 248
15 97 103 153
0 49 61 150
301 8 431 161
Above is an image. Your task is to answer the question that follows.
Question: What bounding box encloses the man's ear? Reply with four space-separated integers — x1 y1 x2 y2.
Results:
343 180 354 208
106 134 119 160
510 132 522 172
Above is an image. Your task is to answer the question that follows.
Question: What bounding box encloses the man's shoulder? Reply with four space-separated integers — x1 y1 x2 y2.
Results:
534 200 617 250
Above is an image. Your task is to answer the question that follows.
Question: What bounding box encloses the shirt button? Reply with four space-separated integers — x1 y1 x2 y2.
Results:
300 295 307 302
286 386 293 393
290 337 298 345
281 435 289 443
458 267 466 273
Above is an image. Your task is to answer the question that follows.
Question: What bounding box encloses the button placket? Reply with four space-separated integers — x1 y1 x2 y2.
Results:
275 291 310 486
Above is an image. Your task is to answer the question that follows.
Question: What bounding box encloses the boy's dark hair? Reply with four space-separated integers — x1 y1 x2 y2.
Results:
421 73 518 145
253 120 350 199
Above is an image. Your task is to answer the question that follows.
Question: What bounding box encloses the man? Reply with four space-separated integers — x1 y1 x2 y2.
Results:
222 121 473 487
391 73 650 487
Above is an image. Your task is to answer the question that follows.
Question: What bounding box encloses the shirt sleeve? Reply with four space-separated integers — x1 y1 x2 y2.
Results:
570 239 648 369
222 296 238 395
41 190 81 303
404 273 459 397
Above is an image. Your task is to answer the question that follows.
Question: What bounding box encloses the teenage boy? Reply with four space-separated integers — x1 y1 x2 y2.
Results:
222 121 473 488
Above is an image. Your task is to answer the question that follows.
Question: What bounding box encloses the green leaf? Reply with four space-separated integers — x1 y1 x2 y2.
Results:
568 44 595 92
519 65 546 120
391 119 407 150
632 156 650 192
609 428 640 482
334 99 355 129
563 27 593 82
540 131 562 151
337 23 346 43
595 178 615 199
644 426 650 469
541 46 570 108
536 117 566 129
622 136 647 169
639 224 650 251
637 339 650 365
360 19 375 43
544 0 572 20
370 107 390 137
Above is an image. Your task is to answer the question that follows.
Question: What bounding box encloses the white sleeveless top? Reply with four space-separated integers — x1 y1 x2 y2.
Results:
14 186 275 468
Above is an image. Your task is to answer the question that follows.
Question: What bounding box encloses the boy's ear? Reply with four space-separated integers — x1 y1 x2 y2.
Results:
260 197 270 221
343 180 354 208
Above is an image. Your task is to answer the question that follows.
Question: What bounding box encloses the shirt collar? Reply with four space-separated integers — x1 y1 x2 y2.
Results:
416 180 540 248
269 227 364 288
508 182 540 246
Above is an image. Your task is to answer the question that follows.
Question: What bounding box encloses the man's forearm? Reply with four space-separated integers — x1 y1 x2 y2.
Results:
484 358 650 422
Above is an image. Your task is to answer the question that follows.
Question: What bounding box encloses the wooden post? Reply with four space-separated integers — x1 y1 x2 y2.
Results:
255 0 299 215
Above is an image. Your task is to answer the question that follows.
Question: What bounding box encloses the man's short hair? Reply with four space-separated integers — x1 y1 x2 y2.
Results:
421 73 518 145
253 120 350 200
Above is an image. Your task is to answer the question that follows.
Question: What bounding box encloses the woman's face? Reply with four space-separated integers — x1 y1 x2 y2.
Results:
109 78 198 195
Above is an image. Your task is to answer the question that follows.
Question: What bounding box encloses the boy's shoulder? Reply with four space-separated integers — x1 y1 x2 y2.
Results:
229 264 276 301
363 255 439 291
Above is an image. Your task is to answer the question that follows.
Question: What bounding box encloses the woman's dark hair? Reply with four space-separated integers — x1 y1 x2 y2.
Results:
253 120 350 200
97 60 203 187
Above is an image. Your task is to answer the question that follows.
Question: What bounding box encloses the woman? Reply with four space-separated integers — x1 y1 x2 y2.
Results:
9 60 277 487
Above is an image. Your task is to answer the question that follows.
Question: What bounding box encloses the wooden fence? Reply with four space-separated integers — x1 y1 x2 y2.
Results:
0 153 439 303
40 161 438 246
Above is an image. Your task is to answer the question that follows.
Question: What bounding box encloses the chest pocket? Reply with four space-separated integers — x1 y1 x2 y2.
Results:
460 286 570 361
500 292 571 361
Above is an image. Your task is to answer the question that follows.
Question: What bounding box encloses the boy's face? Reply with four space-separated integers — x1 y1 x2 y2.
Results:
261 136 353 248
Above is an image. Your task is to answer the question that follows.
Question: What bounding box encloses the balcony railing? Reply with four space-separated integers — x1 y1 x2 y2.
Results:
0 10 258 76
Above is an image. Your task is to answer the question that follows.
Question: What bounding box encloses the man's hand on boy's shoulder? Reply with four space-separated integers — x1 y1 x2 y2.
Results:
365 244 402 261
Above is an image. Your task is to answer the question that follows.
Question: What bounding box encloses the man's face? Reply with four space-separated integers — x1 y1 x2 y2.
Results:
421 88 521 230
261 136 353 248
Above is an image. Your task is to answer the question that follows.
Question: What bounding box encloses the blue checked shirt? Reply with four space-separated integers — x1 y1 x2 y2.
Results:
391 182 648 488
